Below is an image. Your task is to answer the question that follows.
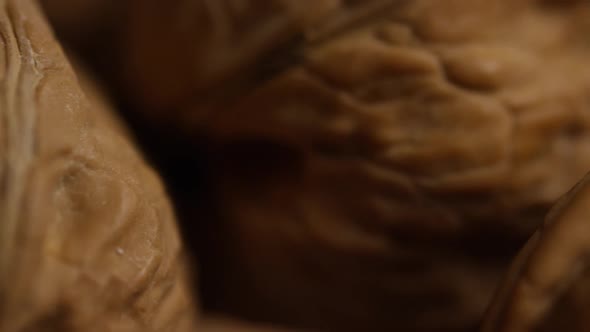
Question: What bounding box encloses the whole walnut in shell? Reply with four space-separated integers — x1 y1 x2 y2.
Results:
0 1 198 331
113 1 590 331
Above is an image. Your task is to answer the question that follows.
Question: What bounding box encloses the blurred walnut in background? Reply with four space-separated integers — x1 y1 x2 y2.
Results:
38 0 590 332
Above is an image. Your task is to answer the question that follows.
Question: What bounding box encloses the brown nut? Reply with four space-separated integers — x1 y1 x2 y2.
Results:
0 1 198 331
481 172 590 332
116 1 590 331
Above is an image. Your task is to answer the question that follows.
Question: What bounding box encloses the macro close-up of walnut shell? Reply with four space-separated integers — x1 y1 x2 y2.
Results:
4 0 590 332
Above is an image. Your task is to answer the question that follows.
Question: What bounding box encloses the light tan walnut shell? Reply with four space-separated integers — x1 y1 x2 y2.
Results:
0 1 198 331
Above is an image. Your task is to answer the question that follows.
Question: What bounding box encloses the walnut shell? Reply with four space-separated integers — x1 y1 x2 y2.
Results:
116 1 590 331
0 1 198 331
481 172 590 332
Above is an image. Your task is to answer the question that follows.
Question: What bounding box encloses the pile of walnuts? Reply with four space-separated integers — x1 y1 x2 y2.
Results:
1 0 590 331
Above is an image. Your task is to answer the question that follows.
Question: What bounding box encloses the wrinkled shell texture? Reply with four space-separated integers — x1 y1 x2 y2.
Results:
0 1 197 331
122 1 590 331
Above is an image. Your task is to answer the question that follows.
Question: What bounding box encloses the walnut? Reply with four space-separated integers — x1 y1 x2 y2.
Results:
481 172 590 332
116 1 590 331
0 1 198 331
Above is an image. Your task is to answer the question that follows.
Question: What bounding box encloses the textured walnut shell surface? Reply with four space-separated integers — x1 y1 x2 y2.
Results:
116 1 590 331
124 0 590 234
481 172 590 332
202 0 590 224
0 1 198 331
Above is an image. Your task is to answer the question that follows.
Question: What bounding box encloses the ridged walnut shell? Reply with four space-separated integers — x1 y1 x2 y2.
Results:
0 1 198 331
